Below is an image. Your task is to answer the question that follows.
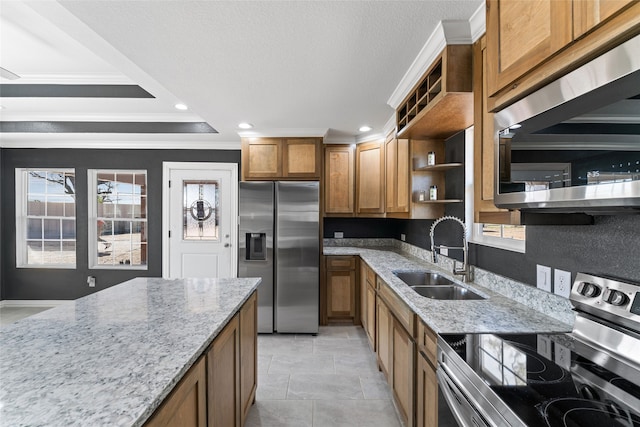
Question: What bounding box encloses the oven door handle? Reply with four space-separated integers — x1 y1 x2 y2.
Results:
437 367 492 427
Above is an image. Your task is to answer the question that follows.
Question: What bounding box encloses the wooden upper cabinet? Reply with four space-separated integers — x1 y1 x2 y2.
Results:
486 0 640 110
486 0 573 97
385 134 409 215
574 0 636 38
283 138 322 178
324 145 355 215
397 45 473 140
473 36 516 224
356 141 385 215
241 137 321 180
242 138 282 180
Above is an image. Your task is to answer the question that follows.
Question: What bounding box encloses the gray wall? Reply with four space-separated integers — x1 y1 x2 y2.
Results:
1 148 240 300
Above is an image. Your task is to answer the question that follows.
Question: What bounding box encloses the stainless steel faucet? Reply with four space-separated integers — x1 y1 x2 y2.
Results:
429 216 472 282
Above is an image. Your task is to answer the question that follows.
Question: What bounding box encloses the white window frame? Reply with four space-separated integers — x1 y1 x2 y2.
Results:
88 169 148 270
15 168 77 269
465 126 526 253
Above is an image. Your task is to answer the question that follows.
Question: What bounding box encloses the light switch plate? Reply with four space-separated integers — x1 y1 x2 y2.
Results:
400 234 406 241
536 265 551 292
537 335 552 360
554 269 572 298
440 246 449 256
334 231 344 239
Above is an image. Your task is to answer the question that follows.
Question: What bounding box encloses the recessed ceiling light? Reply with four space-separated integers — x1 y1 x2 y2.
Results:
174 103 188 110
238 122 253 129
359 125 372 132
510 123 522 129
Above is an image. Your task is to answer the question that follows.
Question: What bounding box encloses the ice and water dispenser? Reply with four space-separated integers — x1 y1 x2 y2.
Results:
245 233 267 261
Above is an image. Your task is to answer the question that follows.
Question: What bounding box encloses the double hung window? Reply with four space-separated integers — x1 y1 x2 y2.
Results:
88 170 148 269
16 169 76 268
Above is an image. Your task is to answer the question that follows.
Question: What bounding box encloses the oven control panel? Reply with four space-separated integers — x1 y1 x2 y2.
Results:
571 273 640 327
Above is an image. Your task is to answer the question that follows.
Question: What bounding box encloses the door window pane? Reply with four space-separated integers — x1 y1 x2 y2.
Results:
183 181 219 241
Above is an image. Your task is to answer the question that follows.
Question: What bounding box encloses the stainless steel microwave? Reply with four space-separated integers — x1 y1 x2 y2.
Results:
493 34 640 214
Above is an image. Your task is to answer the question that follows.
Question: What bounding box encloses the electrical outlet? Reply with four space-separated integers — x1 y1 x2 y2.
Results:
537 335 552 360
554 269 572 298
400 233 406 242
334 231 344 239
87 276 96 288
554 343 571 370
536 265 551 292
440 246 448 256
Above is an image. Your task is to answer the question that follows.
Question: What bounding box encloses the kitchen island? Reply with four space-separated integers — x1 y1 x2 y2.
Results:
0 276 260 427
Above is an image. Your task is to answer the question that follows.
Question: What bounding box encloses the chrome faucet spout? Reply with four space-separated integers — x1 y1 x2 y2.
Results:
429 216 472 282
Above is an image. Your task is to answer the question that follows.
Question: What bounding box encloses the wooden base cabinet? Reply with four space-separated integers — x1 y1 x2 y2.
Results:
392 317 415 427
416 353 438 427
416 320 439 427
145 357 207 427
325 256 358 324
239 292 257 426
208 316 241 427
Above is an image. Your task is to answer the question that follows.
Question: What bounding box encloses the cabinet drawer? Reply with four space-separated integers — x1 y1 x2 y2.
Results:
326 256 356 270
377 279 414 335
416 319 437 367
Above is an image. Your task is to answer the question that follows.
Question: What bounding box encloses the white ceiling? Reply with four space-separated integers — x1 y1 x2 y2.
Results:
0 0 483 148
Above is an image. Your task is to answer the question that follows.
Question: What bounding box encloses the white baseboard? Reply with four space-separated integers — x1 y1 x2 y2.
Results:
0 300 70 308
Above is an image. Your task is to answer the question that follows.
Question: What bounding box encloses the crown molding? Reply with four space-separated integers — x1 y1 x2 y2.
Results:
381 114 397 138
355 132 385 144
237 128 329 138
469 2 487 42
0 133 240 150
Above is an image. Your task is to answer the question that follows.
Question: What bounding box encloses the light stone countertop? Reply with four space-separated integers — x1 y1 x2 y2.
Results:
0 276 260 427
324 246 573 334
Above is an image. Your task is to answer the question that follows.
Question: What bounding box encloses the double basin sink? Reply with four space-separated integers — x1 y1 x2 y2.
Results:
393 271 485 301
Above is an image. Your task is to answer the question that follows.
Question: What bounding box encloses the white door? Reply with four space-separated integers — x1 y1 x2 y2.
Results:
163 162 237 279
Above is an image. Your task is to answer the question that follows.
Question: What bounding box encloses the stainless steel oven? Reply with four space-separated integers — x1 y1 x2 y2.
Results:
437 273 640 427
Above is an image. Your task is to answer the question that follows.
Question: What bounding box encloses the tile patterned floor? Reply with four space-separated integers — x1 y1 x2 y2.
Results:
245 325 403 427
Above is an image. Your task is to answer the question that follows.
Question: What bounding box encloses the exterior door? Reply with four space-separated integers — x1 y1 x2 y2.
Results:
163 162 237 278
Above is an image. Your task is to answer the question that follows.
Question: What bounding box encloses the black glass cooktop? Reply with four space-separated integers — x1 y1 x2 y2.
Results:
440 333 640 427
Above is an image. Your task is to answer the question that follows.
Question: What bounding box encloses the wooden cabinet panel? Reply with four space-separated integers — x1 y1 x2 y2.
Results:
240 292 257 426
359 261 368 329
416 353 438 427
326 256 356 270
208 315 240 427
365 280 376 350
574 0 635 39
386 136 410 214
145 357 207 427
324 145 355 215
356 141 385 215
376 295 391 380
473 36 515 223
325 256 358 324
416 320 437 367
327 270 356 319
392 317 415 427
242 138 282 180
283 138 321 178
486 0 573 97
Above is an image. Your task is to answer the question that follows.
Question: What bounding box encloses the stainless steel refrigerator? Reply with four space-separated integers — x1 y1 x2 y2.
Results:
238 181 319 333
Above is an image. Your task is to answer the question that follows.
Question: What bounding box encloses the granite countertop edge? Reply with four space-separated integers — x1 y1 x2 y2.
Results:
324 246 573 335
